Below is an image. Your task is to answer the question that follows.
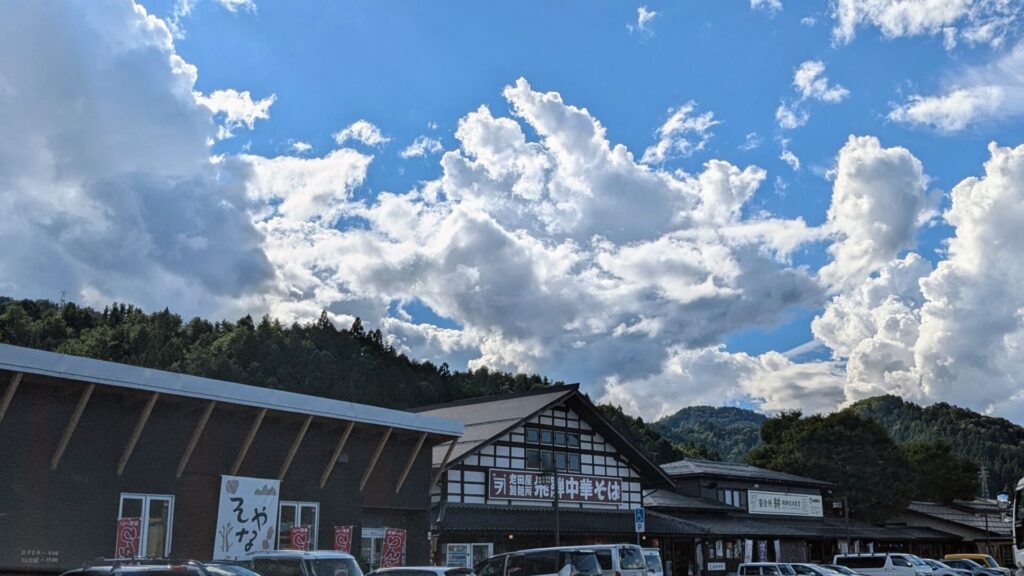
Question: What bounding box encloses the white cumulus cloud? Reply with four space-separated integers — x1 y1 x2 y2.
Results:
195 88 276 139
831 0 1022 48
627 6 658 36
401 136 444 158
642 102 719 164
333 120 390 148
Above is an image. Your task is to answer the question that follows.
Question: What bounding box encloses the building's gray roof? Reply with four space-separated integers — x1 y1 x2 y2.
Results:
661 459 833 487
906 500 1012 537
0 343 463 437
416 385 675 486
643 489 734 511
416 386 576 464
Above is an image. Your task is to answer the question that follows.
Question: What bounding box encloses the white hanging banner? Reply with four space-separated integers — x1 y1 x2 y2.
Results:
213 475 281 560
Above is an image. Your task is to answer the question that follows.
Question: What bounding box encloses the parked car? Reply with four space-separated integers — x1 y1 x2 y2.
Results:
738 563 797 576
920 559 970 576
941 559 1003 576
61 559 213 576
250 550 363 576
823 564 866 576
367 568 474 576
832 553 930 576
586 545 648 576
641 549 663 576
792 564 844 576
475 547 603 576
943 556 1011 576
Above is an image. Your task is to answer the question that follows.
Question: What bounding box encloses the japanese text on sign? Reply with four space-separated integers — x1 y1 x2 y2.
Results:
213 476 281 560
488 469 624 503
747 490 823 517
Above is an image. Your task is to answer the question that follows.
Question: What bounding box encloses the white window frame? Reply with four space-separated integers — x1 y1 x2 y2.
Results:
442 543 493 568
279 501 320 550
118 493 175 556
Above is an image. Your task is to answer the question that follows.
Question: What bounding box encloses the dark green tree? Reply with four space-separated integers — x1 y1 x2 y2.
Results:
902 441 979 503
746 410 913 523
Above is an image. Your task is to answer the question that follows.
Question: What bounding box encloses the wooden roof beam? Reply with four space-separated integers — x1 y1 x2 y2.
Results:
51 383 95 470
395 432 428 494
231 408 267 476
116 392 160 475
359 426 393 492
0 372 23 426
320 420 355 489
430 438 458 488
278 414 313 481
176 400 216 479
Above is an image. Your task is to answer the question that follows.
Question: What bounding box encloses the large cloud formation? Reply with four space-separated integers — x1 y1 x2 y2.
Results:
5 0 1024 422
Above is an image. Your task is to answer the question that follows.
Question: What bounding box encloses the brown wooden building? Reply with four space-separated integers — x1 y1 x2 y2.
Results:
0 343 462 574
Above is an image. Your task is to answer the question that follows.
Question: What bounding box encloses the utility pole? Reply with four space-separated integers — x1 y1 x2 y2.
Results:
980 466 991 499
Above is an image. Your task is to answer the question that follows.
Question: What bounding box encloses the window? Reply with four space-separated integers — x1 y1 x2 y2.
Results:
567 433 580 448
279 501 319 550
835 557 886 569
555 452 567 471
567 453 581 472
554 431 566 446
252 559 304 576
448 543 494 568
764 568 780 576
526 429 540 443
540 429 553 444
526 449 541 469
595 551 613 571
541 451 553 469
618 547 646 570
118 493 174 557
509 551 560 576
475 557 505 576
891 557 911 568
717 489 745 508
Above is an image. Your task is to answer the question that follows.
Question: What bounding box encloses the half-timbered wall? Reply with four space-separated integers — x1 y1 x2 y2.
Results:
439 403 643 510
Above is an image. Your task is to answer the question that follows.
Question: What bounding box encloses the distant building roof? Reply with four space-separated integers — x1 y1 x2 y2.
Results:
673 513 957 542
644 488 734 511
905 500 1011 537
415 384 674 486
661 459 833 487
0 343 463 437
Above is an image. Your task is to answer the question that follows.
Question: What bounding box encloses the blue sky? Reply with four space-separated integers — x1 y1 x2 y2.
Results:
5 0 1024 419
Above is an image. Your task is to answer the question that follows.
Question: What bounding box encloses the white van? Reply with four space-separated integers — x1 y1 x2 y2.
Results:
642 549 664 576
585 545 649 576
475 547 603 576
833 554 932 576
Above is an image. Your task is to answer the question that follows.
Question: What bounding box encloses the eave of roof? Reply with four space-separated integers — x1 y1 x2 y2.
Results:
661 459 832 487
0 343 463 437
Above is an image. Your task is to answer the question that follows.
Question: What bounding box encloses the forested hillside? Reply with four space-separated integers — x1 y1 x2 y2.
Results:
0 297 554 409
0 296 694 464
653 405 767 462
848 395 1024 496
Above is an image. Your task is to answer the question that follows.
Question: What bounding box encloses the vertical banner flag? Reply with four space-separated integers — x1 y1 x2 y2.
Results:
289 526 311 551
115 517 142 558
381 527 406 568
743 540 753 563
334 526 353 552
773 540 781 562
757 540 768 562
213 476 281 561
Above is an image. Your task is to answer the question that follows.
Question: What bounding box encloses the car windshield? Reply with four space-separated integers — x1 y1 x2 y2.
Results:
984 557 1000 568
206 566 262 576
618 548 646 571
826 566 855 575
959 560 984 568
309 558 363 576
642 554 662 573
908 556 928 567
780 566 797 576
565 553 601 576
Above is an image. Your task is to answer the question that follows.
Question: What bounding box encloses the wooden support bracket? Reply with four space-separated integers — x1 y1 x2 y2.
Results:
231 408 267 476
278 415 314 480
320 420 355 489
395 432 428 494
359 427 393 492
117 392 160 475
176 400 217 479
0 372 24 426
51 383 95 471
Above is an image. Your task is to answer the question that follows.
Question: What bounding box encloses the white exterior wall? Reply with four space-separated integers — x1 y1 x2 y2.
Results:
443 403 643 510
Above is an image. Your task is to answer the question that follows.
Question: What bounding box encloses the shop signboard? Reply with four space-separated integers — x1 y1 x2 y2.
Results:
213 475 281 560
707 563 727 571
381 528 406 568
289 526 310 551
488 469 624 503
334 526 353 552
115 517 141 558
747 490 823 517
